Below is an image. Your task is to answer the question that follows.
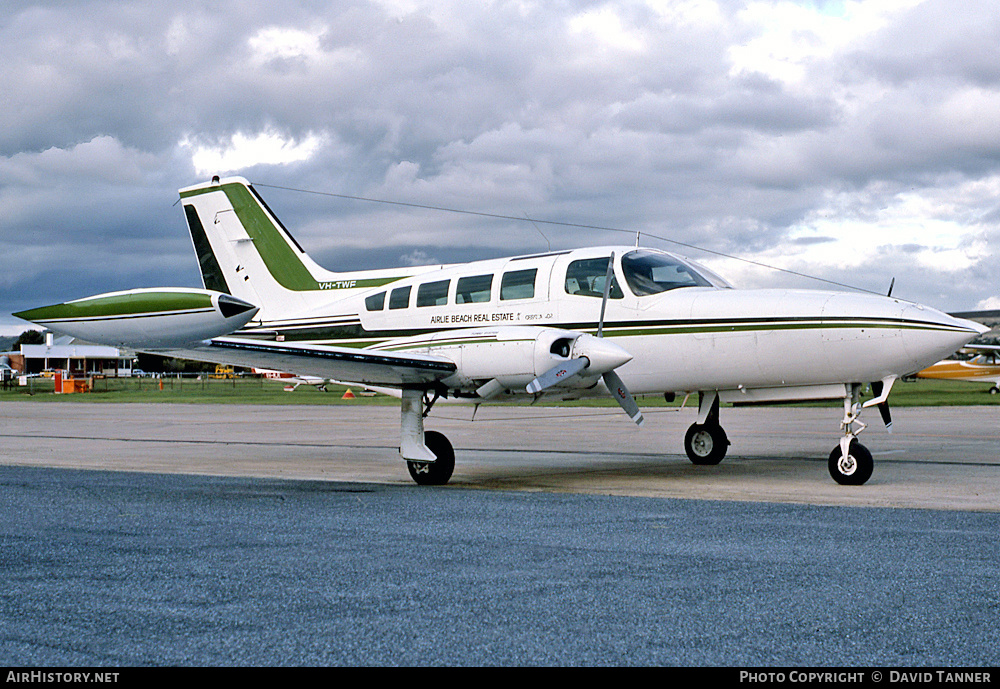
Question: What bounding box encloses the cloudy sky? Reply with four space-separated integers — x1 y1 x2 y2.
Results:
3 0 1000 334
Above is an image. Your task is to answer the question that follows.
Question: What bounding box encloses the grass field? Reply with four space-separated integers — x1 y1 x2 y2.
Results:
2 375 998 408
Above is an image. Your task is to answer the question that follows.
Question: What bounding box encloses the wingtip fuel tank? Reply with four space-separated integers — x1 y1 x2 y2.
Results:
14 288 258 348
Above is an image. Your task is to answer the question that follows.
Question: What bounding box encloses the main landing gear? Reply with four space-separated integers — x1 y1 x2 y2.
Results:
399 387 455 486
406 430 455 486
684 392 730 465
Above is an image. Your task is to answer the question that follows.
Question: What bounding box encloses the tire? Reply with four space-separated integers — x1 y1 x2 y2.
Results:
406 430 455 486
828 440 873 485
684 423 729 465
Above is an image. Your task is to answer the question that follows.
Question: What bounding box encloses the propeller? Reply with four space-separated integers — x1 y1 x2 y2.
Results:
526 357 589 394
526 252 645 426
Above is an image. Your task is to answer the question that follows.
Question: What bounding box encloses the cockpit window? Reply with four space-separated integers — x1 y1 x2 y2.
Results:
564 257 623 299
620 250 716 296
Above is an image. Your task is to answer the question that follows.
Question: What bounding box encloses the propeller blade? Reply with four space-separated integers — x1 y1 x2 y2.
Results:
526 356 590 394
877 401 892 431
868 380 893 433
602 369 644 426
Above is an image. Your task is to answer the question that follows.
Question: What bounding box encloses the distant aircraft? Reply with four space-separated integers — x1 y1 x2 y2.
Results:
15 177 989 486
915 345 1000 394
253 368 330 391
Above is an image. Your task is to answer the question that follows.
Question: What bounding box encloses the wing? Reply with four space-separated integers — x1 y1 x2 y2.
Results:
148 336 457 387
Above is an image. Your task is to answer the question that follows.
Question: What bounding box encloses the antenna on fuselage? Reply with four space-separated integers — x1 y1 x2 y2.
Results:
525 212 551 252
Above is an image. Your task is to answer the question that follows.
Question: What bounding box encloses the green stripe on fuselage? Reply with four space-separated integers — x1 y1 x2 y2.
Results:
234 315 976 349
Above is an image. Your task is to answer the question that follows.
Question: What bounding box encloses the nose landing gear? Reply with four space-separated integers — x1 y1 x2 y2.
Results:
829 384 875 485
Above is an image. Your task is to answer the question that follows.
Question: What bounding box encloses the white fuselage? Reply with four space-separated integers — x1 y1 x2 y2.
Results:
233 245 982 401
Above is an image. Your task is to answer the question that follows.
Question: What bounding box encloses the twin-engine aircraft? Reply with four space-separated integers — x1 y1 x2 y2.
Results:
16 177 988 486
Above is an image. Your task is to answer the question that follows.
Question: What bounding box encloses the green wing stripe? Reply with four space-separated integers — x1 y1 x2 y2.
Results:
15 293 213 321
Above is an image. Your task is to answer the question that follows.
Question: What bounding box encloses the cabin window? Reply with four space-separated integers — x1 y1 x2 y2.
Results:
456 274 492 303
620 250 715 295
500 268 537 300
365 291 385 311
416 279 450 307
388 285 411 310
564 257 623 299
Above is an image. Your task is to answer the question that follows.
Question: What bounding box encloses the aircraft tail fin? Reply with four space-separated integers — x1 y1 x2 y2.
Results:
179 177 333 319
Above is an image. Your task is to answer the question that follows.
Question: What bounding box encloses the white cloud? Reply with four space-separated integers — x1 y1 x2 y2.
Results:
182 130 327 175
798 191 988 272
0 136 154 185
248 26 326 65
399 249 439 266
728 0 925 86
568 6 645 54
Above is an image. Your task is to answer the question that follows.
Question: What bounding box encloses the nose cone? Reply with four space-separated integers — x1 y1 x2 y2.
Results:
574 334 633 373
900 302 989 370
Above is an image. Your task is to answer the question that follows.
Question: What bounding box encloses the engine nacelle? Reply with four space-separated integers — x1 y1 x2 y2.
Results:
385 325 628 396
14 288 259 348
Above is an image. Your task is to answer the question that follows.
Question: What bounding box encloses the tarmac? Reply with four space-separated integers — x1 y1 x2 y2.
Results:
2 401 999 666
1 401 998 511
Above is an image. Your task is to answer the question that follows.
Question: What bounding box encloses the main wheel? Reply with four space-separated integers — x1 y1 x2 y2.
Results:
406 430 455 486
684 423 729 465
828 440 873 485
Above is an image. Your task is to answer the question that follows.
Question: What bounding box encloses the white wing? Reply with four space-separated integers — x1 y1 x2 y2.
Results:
148 336 457 387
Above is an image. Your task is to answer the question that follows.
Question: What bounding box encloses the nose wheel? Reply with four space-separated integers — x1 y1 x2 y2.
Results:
830 384 876 485
828 439 873 485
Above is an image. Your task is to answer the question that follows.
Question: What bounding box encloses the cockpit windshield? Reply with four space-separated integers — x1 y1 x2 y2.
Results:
620 249 727 296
